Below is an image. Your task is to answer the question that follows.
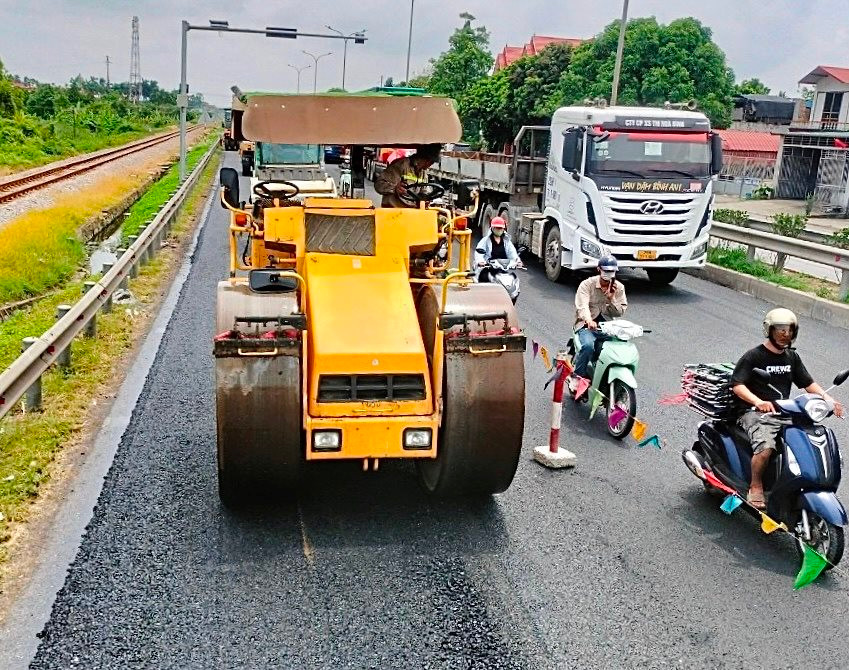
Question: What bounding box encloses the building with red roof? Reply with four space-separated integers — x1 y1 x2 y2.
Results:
716 129 780 160
493 35 585 72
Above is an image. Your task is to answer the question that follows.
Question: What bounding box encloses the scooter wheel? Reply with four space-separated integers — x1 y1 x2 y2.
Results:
794 513 844 571
606 379 636 439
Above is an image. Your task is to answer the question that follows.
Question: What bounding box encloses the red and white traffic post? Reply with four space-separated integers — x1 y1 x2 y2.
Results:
533 352 578 469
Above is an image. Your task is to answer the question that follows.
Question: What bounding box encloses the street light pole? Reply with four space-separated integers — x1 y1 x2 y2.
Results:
303 50 332 93
610 0 629 106
288 63 311 93
179 20 188 181
405 0 415 83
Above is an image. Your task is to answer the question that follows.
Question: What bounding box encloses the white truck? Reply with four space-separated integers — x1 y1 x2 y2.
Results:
249 142 337 203
430 103 723 285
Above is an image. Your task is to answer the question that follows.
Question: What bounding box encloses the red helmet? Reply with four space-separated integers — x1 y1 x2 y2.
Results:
490 216 506 229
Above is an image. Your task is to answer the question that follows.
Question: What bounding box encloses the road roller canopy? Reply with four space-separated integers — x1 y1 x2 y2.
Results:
240 93 462 146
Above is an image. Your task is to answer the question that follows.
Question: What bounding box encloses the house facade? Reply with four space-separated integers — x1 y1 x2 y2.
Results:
773 65 849 215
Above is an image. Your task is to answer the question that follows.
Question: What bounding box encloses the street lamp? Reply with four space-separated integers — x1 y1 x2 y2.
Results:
405 0 415 83
288 63 311 94
177 20 368 180
610 0 629 106
302 50 333 94
326 26 366 91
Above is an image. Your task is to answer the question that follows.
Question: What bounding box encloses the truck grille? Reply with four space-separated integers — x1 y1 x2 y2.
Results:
601 194 697 238
317 374 426 402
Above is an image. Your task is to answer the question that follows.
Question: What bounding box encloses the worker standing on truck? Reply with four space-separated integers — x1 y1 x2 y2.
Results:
375 143 442 207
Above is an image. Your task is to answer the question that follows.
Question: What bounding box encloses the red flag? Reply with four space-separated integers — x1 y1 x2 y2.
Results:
703 470 737 495
835 138 849 149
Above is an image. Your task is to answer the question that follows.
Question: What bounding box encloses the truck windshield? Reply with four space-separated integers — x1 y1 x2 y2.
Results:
257 143 321 165
587 132 710 178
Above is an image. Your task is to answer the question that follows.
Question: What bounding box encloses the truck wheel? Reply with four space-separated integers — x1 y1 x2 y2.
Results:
415 284 525 497
646 268 679 285
543 225 563 282
479 203 495 234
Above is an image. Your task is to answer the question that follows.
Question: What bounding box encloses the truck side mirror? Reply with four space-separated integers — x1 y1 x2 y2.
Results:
710 133 723 176
219 167 240 209
562 130 581 173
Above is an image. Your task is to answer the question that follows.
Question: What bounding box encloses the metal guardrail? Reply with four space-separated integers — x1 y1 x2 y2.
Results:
0 140 219 421
709 220 849 299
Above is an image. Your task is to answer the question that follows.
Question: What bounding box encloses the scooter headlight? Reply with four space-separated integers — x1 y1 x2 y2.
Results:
804 398 830 423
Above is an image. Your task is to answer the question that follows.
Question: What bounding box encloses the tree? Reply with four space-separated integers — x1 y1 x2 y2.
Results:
553 17 735 128
735 77 770 96
427 13 493 103
459 68 510 149
505 43 573 131
0 58 18 118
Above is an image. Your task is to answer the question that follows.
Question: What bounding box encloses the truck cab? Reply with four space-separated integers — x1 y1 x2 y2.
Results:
540 105 722 284
249 141 337 203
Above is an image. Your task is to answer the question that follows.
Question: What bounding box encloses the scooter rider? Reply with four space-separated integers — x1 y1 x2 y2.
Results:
567 256 628 392
474 216 521 281
731 308 844 509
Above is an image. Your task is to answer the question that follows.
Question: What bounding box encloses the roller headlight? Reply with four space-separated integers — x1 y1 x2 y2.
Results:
804 398 830 423
403 428 432 450
312 429 341 451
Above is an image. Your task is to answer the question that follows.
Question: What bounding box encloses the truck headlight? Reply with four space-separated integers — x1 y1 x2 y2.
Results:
692 241 708 259
312 429 341 451
580 239 601 258
403 428 432 450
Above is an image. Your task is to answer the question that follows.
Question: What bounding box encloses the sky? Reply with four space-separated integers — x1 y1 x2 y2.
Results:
1 0 848 104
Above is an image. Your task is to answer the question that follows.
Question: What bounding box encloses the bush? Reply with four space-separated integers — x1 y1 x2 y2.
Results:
713 208 750 226
751 183 773 200
828 228 849 250
770 212 807 238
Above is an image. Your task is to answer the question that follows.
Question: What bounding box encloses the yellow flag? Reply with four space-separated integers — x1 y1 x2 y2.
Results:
631 419 648 442
760 514 788 535
540 346 552 372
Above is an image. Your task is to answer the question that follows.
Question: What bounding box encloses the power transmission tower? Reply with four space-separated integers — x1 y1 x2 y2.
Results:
129 16 142 103
105 55 111 86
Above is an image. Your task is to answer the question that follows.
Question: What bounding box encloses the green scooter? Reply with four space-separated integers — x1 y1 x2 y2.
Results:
567 320 646 439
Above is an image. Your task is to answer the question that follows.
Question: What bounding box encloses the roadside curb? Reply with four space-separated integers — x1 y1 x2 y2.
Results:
684 264 849 330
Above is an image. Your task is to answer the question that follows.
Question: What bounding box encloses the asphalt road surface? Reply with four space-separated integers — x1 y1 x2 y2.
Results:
22 156 849 669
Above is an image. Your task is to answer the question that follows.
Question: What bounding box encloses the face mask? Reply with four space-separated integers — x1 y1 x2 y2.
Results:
492 229 504 237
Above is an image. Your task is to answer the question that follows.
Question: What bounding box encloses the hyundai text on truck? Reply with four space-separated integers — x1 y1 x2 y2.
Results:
430 103 723 285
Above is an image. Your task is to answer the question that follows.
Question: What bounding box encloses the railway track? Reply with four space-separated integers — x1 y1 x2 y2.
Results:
0 127 199 205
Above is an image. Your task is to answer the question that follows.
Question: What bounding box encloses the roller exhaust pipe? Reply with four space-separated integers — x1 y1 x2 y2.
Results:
681 449 707 481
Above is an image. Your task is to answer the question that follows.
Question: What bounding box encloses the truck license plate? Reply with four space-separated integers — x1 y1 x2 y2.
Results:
636 250 657 260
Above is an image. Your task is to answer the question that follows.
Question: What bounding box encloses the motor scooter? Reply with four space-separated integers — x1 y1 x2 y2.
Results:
682 367 849 567
567 320 645 439
477 259 524 304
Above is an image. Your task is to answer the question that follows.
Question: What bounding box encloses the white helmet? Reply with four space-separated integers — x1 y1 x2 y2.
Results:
763 308 798 343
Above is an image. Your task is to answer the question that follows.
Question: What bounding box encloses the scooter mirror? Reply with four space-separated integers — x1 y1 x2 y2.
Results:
833 369 849 386
752 368 771 381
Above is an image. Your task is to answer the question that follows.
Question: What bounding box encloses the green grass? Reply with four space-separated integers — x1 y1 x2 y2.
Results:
708 245 816 292
121 138 215 242
0 151 218 564
0 131 215 307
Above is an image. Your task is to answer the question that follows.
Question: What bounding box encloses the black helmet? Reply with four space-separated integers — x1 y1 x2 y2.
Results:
598 255 618 275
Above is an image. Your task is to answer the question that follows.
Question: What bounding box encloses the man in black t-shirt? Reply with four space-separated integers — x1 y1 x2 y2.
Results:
731 308 843 509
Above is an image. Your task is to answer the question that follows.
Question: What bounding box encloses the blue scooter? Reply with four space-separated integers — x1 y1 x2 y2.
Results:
682 367 849 568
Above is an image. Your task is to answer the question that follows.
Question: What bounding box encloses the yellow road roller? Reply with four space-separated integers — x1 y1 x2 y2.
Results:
213 92 525 503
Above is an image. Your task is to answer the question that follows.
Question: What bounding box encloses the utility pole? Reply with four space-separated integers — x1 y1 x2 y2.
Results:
288 63 311 93
105 56 111 85
129 16 142 103
303 50 332 93
405 0 415 83
610 0 629 106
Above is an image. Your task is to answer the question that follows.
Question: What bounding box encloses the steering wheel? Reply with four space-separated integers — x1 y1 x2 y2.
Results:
399 181 445 205
253 180 300 200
